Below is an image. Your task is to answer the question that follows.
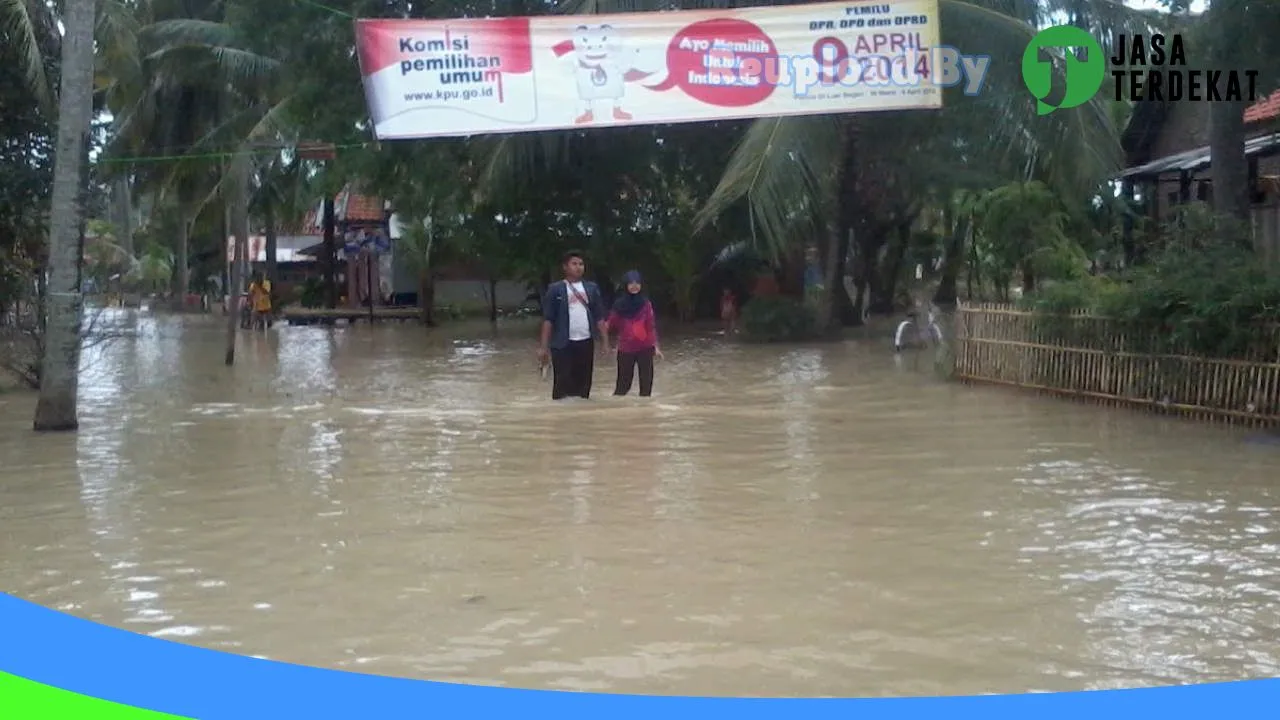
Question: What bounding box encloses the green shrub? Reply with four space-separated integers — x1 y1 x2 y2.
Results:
739 295 819 342
1021 204 1280 358
434 303 470 321
1018 276 1106 315
298 278 325 308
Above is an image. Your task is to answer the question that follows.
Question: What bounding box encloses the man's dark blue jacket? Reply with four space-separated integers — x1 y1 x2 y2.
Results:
542 280 606 350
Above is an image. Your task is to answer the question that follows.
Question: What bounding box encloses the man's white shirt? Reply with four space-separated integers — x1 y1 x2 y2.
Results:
566 281 590 341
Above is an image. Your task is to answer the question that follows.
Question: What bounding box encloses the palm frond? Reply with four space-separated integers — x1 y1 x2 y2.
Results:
185 97 297 221
475 132 579 203
0 0 56 113
140 18 242 49
693 114 844 259
144 44 280 86
97 0 141 58
916 0 1138 197
95 1 145 106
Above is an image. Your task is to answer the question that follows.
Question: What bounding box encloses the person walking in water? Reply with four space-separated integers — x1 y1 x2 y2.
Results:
538 250 609 400
720 287 739 336
247 271 273 331
607 270 663 397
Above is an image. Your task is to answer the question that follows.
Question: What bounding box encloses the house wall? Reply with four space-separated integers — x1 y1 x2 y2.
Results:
1143 103 1280 223
1146 102 1212 220
386 246 530 307
1251 204 1280 269
1150 102 1210 159
385 215 536 308
390 245 417 296
434 280 532 309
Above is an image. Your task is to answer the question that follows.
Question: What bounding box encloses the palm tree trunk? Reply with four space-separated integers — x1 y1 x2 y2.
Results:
832 228 859 325
849 222 885 324
488 276 499 324
824 126 865 326
264 197 278 300
870 225 910 315
113 175 134 256
109 113 133 258
225 162 250 366
814 224 841 330
418 271 429 325
173 210 190 310
1206 0 1251 226
1209 99 1251 223
933 216 969 308
33 0 97 432
220 203 230 304
966 235 982 299
322 196 338 309
418 270 436 326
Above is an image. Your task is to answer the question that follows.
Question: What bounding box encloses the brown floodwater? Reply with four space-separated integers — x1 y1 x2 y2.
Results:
1 309 1279 698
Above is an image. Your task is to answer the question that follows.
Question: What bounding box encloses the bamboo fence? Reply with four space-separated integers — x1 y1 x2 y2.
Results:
952 302 1280 428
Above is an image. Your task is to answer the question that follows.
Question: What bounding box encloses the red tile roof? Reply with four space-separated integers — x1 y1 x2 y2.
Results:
291 185 385 234
1245 91 1280 124
337 188 385 223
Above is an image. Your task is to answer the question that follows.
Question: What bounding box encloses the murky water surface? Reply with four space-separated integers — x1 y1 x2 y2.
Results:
1 311 1279 697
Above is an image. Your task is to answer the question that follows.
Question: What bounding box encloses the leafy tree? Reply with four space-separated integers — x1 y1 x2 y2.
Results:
1184 1 1279 220
0 14 55 317
976 180 1085 297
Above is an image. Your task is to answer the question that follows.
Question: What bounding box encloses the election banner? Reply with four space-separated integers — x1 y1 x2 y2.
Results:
354 0 941 140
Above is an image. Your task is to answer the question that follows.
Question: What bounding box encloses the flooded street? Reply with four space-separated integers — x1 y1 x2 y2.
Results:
1 311 1279 698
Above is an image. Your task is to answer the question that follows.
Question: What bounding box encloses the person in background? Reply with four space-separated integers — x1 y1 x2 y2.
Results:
607 270 663 397
238 289 252 329
752 269 779 297
537 250 610 400
247 271 273 331
720 287 739 336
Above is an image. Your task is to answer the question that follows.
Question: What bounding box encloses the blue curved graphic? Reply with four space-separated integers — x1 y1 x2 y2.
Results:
1 591 1276 718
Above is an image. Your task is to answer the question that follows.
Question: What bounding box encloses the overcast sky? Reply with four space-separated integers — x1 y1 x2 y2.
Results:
1125 0 1207 11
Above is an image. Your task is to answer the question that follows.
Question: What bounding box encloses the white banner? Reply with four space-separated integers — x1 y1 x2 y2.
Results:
355 0 943 139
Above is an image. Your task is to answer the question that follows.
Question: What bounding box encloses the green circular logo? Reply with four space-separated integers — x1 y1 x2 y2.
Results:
1022 25 1105 115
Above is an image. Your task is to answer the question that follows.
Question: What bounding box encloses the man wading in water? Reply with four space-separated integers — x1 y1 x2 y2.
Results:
537 250 610 400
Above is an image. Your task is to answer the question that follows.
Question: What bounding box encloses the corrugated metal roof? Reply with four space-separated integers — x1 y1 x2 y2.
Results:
1118 132 1280 180
1123 90 1280 168
225 235 322 263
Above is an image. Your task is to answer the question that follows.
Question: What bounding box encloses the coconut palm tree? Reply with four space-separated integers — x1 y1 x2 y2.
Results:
32 0 98 432
95 0 300 367
97 0 283 308
0 0 59 111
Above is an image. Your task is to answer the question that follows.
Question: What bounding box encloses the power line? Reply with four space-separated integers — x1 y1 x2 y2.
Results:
91 86 1045 165
94 142 370 165
293 0 356 19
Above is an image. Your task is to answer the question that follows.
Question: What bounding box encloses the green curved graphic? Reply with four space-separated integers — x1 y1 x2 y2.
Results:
1021 25 1105 115
0 671 192 719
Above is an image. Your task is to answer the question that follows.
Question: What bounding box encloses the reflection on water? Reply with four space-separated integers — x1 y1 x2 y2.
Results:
2 311 1279 697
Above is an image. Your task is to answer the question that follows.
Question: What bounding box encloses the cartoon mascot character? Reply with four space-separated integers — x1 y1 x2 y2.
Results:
553 24 654 125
